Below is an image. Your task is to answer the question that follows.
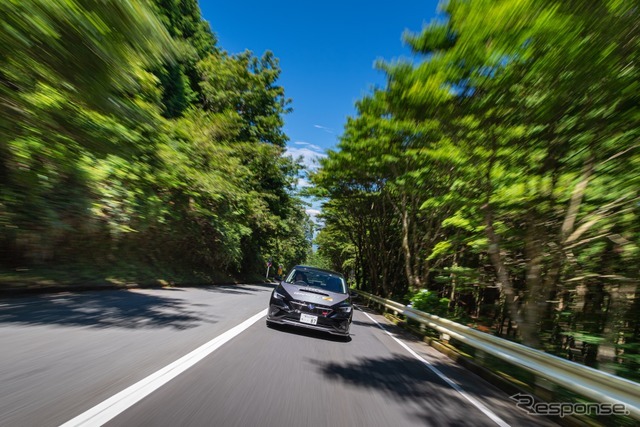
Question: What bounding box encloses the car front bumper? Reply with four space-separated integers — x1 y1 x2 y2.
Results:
267 304 351 336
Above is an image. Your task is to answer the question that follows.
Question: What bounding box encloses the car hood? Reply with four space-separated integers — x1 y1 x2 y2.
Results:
279 282 349 305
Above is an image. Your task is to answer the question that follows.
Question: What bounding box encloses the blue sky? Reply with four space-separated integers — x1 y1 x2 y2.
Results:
199 0 440 217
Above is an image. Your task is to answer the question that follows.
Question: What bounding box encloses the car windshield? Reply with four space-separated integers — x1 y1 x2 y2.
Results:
285 268 346 294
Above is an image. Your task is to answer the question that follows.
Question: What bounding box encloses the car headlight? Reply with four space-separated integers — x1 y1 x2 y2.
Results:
337 303 352 313
273 290 286 300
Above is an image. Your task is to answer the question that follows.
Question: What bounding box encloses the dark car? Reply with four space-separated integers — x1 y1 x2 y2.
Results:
266 265 353 337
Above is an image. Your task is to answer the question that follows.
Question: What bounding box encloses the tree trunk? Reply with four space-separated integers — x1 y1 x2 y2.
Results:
483 202 531 342
523 220 543 348
449 253 458 310
400 194 420 291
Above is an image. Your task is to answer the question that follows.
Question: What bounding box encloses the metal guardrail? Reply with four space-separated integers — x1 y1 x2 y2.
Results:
356 290 640 420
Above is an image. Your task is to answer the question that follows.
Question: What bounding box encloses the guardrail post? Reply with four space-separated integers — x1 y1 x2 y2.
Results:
356 289 640 421
534 376 556 402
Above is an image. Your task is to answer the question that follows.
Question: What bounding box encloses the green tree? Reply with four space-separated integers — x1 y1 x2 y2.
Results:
1 0 310 287
313 0 639 379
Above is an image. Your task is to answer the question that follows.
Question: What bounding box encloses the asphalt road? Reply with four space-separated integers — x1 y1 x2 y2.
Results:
0 285 554 427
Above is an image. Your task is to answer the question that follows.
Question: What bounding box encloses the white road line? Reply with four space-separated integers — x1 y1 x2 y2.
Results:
356 306 511 427
59 308 268 427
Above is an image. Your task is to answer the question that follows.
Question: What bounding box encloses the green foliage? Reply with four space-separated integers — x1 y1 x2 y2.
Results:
150 0 216 118
312 0 639 379
305 249 334 272
0 0 176 133
410 290 450 317
198 50 290 146
1 0 309 281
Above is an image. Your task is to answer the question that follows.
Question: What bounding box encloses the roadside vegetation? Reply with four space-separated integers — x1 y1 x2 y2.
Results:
0 0 311 286
2 0 637 383
311 0 639 381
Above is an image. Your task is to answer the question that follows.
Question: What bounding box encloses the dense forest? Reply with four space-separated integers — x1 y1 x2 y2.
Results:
0 0 311 281
1 0 638 381
311 0 639 380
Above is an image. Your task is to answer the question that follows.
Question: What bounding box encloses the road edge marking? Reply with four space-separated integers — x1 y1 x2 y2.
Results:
60 308 268 427
356 306 511 427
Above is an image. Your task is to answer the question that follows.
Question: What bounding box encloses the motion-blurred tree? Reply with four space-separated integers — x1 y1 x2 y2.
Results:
0 0 310 281
312 0 639 379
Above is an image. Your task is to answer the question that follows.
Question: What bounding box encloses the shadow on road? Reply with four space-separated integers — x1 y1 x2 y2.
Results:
0 290 217 330
200 284 273 295
312 354 493 425
350 319 384 329
312 351 551 426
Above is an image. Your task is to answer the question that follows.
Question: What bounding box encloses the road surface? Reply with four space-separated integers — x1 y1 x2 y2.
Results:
0 285 554 426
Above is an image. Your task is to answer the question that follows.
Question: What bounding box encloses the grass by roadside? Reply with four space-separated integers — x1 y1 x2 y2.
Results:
0 262 268 296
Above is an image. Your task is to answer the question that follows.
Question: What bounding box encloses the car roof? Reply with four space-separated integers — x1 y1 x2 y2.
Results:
292 265 345 278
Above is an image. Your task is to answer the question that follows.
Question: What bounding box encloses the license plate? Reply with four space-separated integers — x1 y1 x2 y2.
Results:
300 313 318 325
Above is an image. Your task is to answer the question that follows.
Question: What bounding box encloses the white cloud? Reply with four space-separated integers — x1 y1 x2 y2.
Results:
294 141 323 151
285 146 327 170
297 177 311 187
313 124 335 134
286 145 327 222
306 208 321 220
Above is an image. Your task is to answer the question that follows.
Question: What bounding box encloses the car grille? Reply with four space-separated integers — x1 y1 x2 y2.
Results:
290 300 334 317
